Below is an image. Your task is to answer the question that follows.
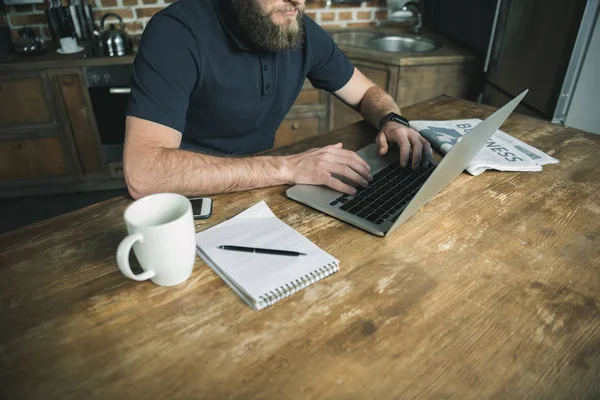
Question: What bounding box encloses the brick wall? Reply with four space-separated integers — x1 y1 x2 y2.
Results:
4 0 389 42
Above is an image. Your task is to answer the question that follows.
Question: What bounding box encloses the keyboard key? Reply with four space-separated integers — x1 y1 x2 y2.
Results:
383 200 396 209
366 214 379 222
339 202 354 211
345 199 359 208
348 205 363 215
329 200 338 206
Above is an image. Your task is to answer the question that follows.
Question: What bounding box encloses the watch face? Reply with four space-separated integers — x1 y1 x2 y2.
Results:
392 115 410 127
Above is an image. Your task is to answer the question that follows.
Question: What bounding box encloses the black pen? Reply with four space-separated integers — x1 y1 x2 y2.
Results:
218 245 306 257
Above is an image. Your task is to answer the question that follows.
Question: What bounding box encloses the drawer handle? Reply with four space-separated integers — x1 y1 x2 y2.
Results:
291 122 300 131
109 87 131 94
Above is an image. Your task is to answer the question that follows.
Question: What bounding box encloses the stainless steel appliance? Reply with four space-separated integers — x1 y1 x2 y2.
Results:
97 13 133 57
84 64 132 175
481 0 600 129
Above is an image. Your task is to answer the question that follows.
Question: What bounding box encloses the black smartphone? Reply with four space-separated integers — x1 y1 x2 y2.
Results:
189 197 213 220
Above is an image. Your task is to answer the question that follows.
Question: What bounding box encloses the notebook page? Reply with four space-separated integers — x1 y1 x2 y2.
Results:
195 202 338 304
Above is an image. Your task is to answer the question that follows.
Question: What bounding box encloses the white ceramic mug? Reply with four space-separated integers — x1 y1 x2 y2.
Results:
59 37 78 52
116 193 196 287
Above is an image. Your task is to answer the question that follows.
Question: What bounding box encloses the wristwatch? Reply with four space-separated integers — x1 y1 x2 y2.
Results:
379 112 410 130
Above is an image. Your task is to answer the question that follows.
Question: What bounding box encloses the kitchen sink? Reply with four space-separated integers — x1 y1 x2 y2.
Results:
330 31 439 53
369 36 439 53
330 31 379 47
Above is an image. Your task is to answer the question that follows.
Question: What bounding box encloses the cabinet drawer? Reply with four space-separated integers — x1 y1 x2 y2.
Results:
0 76 54 129
273 117 320 148
0 137 70 181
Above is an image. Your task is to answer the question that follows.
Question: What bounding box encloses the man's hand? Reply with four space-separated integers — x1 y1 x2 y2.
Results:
282 143 372 195
333 68 433 170
376 122 432 170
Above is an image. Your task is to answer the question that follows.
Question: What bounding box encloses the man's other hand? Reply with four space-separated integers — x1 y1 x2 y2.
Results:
283 143 372 195
376 122 432 170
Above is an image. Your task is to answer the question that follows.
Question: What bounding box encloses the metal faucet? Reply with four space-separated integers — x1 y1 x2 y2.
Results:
402 1 423 35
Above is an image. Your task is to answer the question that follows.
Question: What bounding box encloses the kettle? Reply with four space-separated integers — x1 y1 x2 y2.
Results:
14 27 47 56
98 13 132 56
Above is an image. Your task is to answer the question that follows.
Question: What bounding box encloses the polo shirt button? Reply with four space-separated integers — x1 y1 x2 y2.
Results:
265 84 270 91
263 65 268 71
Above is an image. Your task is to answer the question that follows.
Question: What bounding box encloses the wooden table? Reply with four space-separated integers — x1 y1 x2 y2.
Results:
1 97 599 399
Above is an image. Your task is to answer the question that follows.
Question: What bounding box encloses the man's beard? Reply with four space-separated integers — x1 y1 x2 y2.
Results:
228 0 305 52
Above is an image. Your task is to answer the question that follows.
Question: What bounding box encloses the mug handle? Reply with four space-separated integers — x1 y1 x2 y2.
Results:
116 233 156 281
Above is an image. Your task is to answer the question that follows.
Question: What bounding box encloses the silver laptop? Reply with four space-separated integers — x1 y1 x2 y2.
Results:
286 90 528 236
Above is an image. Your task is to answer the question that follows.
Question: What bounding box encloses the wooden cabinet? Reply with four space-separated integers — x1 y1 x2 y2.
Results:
395 63 476 108
273 80 330 148
273 117 321 148
0 76 55 128
0 69 110 197
52 71 106 177
0 137 70 181
0 72 78 194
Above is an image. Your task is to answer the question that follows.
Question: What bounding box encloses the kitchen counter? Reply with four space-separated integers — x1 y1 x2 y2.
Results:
0 26 474 72
328 25 476 66
0 41 135 72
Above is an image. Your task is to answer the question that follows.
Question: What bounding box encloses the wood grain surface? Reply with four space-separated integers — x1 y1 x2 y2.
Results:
1 96 599 400
0 76 53 127
55 73 105 176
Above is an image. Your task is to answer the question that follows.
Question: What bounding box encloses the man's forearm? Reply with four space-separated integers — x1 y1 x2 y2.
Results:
359 85 401 131
125 147 288 198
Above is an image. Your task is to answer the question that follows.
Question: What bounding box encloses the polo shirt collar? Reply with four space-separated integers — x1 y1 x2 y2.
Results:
212 0 253 51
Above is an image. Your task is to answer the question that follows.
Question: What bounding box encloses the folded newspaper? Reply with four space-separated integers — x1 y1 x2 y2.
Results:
410 119 559 176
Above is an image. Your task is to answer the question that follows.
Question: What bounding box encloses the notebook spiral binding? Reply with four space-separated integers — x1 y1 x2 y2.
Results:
258 262 340 307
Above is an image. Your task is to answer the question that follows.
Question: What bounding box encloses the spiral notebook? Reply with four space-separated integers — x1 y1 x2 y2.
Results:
195 201 339 310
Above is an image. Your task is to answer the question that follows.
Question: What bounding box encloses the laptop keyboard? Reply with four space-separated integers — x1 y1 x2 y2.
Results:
329 162 436 225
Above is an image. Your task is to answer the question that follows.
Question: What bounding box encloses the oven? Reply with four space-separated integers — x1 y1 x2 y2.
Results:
84 64 132 176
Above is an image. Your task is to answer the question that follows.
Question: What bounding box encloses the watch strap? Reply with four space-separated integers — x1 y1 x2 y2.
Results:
379 112 410 130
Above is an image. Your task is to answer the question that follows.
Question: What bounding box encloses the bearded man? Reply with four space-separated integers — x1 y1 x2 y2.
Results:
124 0 432 199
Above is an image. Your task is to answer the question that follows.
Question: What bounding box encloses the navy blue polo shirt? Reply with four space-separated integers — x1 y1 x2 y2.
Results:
126 0 355 155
